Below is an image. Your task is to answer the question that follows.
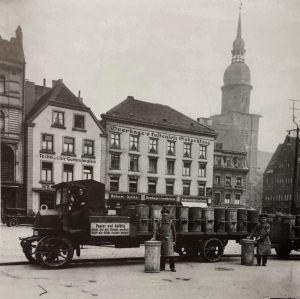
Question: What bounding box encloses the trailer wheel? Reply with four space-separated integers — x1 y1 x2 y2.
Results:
35 236 74 269
200 238 224 262
7 218 19 227
275 247 291 259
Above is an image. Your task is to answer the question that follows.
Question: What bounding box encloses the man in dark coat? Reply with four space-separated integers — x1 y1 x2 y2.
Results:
157 207 176 272
249 213 271 266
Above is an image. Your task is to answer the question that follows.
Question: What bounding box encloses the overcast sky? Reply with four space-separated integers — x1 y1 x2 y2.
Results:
1 0 300 153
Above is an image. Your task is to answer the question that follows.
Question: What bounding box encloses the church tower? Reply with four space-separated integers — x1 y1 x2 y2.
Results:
211 9 261 206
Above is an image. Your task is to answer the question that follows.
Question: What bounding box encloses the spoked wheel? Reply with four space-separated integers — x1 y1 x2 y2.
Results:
24 239 39 264
200 238 224 262
35 236 74 269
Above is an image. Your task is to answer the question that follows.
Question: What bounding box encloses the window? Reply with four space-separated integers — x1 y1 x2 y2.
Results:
198 163 206 177
83 166 93 179
63 137 75 154
198 181 206 197
214 193 221 205
110 153 120 169
183 143 192 157
74 114 85 129
41 162 53 182
214 155 221 166
183 181 190 196
225 176 232 186
110 133 120 149
226 157 231 167
0 111 4 132
83 140 94 156
199 146 207 159
149 138 158 153
183 161 191 176
148 179 157 194
130 135 139 151
225 193 231 204
167 141 175 155
41 134 54 151
0 76 5 94
149 157 158 173
215 175 221 185
129 177 138 193
52 111 64 126
166 180 174 195
63 164 74 182
235 194 241 205
167 160 175 175
129 155 139 172
236 177 242 186
110 176 119 192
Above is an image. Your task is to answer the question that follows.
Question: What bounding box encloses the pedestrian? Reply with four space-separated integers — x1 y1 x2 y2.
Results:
248 213 271 266
156 207 177 272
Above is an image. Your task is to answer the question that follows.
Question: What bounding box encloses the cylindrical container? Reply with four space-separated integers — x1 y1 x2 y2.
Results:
163 205 176 220
150 205 162 233
144 241 161 273
247 209 259 233
202 207 215 232
237 208 248 233
189 207 202 232
136 204 149 233
296 215 300 237
177 206 189 233
283 214 296 239
226 208 237 233
241 239 256 266
214 207 226 233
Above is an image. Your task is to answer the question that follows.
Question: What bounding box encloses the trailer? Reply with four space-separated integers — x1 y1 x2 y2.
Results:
20 179 300 269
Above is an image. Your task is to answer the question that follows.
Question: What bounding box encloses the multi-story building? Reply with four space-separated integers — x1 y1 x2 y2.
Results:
212 124 249 206
262 136 300 214
0 27 26 219
210 11 261 206
24 79 105 213
100 96 217 208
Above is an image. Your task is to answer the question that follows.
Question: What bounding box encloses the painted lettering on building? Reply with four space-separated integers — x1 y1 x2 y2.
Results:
39 153 96 164
110 125 211 146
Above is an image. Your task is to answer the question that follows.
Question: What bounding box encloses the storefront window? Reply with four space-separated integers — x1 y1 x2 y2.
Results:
83 139 94 156
41 162 53 182
83 166 93 179
63 164 74 182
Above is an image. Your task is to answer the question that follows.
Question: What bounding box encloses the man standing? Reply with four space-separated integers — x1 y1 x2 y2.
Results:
157 207 176 272
249 213 271 266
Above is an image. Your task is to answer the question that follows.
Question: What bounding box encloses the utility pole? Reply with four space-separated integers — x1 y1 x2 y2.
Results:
288 99 299 215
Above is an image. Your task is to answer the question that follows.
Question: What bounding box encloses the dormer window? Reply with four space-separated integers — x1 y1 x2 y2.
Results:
74 114 85 129
52 110 65 127
0 76 5 94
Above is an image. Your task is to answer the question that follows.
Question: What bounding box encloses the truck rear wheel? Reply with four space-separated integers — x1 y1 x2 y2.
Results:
275 247 291 259
200 238 224 262
35 236 74 269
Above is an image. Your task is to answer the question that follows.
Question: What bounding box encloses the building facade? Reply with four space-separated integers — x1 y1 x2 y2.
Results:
262 136 300 214
101 96 217 207
0 27 26 219
25 80 105 213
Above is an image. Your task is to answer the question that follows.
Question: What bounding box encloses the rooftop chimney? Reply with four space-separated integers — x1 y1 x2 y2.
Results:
127 95 134 100
197 117 212 127
43 78 46 87
78 90 83 102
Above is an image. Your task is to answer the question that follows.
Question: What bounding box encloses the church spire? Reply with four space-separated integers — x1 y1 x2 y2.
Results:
231 5 245 63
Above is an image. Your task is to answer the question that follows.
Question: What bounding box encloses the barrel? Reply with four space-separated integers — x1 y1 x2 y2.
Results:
163 205 176 221
177 206 189 233
202 207 215 232
214 207 226 233
225 208 237 233
296 215 300 237
241 239 256 266
144 241 161 273
247 209 259 233
189 207 202 232
283 214 296 239
237 208 248 233
136 204 149 233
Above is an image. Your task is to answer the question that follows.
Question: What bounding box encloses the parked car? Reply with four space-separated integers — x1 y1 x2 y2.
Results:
5 208 35 227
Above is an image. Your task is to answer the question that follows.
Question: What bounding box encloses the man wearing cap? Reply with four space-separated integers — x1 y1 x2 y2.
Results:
249 213 271 266
157 207 177 272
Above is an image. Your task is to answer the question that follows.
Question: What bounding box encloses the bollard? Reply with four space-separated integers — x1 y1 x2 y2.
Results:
144 240 161 273
241 239 256 266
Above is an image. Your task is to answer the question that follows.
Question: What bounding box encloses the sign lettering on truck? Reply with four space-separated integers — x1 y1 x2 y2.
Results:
90 222 130 236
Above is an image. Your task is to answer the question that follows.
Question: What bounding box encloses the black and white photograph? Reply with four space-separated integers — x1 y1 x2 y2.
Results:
0 0 300 298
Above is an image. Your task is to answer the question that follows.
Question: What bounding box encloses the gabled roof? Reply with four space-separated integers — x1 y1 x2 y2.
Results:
102 96 217 137
26 80 104 132
213 123 246 153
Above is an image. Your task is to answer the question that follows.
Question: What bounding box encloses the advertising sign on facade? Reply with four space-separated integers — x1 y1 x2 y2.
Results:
90 222 130 236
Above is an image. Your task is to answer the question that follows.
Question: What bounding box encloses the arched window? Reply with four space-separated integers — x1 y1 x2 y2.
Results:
0 111 4 132
0 75 5 94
